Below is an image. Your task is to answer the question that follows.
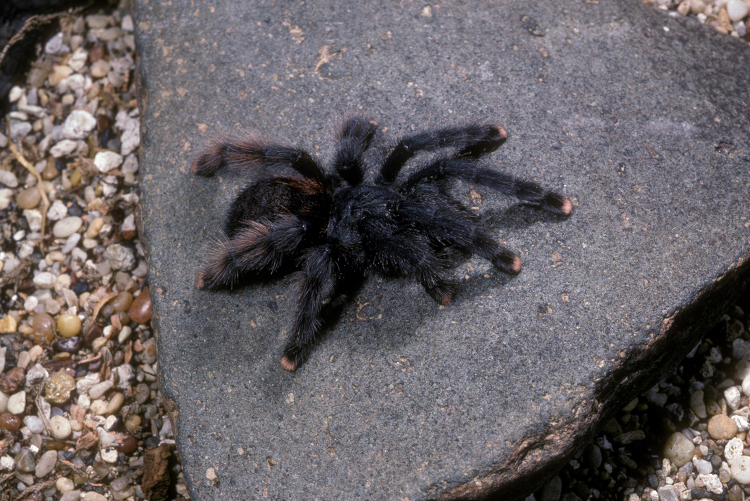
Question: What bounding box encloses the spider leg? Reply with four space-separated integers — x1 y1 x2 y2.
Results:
281 245 337 372
402 158 573 216
332 117 378 186
365 225 455 305
400 196 523 274
197 216 306 290
191 134 326 182
378 124 506 185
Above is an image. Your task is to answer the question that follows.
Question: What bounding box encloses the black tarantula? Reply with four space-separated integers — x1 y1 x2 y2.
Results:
192 117 572 372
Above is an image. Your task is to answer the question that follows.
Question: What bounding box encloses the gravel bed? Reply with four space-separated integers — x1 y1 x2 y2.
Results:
0 5 188 501
639 0 750 39
0 3 748 501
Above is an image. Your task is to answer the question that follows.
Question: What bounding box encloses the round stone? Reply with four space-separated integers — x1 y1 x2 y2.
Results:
35 450 57 478
23 415 44 433
707 414 737 440
53 216 83 238
7 391 26 414
16 187 41 209
49 415 72 439
90 60 111 78
663 432 695 467
60 491 82 501
57 313 82 338
0 412 20 429
129 287 152 324
731 455 750 484
56 477 75 493
0 170 18 188
727 0 749 21
45 370 76 404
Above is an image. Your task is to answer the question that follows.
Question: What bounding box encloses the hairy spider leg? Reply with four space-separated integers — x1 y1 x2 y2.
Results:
197 216 307 290
399 192 522 274
403 158 573 216
191 135 326 182
331 117 378 186
281 245 337 371
377 124 507 185
361 217 455 305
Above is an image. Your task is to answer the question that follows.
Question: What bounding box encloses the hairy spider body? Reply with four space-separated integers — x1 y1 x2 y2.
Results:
193 117 572 372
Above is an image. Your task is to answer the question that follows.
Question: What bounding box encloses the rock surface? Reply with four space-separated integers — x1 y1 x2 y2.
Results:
132 0 750 499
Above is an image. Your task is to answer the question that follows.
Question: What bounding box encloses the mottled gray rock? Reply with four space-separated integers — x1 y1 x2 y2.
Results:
133 0 750 499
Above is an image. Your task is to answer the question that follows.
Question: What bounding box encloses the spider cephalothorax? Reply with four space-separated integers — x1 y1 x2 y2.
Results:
192 117 572 372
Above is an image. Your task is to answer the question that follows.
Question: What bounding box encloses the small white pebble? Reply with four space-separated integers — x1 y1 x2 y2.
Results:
7 391 26 414
727 0 749 21
49 415 72 440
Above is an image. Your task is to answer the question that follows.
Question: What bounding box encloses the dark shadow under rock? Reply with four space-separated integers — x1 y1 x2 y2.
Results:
132 0 750 499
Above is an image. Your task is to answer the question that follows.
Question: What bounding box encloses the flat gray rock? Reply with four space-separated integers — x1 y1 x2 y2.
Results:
132 0 750 499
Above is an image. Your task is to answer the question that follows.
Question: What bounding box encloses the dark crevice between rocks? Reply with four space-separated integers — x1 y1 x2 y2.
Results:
428 250 750 501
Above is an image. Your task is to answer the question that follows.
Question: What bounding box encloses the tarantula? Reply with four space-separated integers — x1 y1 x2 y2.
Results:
192 117 572 372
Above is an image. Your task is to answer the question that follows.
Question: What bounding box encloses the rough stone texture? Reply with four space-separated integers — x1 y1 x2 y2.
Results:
133 0 750 499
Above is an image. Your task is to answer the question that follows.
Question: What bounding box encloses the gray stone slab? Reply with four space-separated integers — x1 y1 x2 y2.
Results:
132 0 750 499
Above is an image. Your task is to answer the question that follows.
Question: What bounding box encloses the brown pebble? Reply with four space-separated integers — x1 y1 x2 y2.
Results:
0 366 26 393
32 312 56 345
708 414 738 440
16 187 41 209
45 440 69 451
111 291 133 312
118 434 138 454
728 484 743 501
0 412 21 430
89 44 106 63
129 287 152 324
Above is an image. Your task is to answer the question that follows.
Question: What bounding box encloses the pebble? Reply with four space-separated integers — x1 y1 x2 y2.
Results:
50 139 78 158
22 415 44 433
57 313 82 338
115 109 140 155
7 391 26 414
105 243 135 270
689 390 707 418
62 110 97 139
0 188 13 210
94 151 124 172
727 0 749 21
61 491 82 501
56 477 75 493
106 392 125 414
90 60 111 78
0 412 20 429
89 380 114 400
663 432 695 467
45 370 76 404
45 32 70 55
130 287 152 324
49 415 73 439
16 448 35 472
35 450 57 478
53 216 83 238
708 413 738 439
47 200 68 220
731 455 750 483
16 187 41 209
0 170 18 188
